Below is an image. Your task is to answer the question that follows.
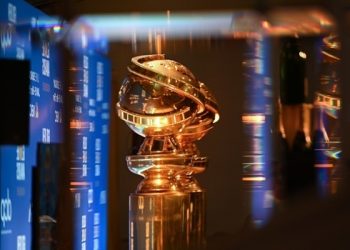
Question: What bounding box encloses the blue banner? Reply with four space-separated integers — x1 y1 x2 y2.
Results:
0 1 110 249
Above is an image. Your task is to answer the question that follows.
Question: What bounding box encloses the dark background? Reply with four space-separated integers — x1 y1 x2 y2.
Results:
25 0 350 249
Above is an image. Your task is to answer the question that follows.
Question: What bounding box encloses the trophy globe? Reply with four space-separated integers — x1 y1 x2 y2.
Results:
117 54 220 193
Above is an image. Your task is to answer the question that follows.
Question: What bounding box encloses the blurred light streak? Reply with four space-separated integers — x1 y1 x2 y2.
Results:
242 36 273 228
72 8 333 41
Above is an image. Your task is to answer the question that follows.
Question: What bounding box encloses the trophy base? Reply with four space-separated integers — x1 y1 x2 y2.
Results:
129 191 206 250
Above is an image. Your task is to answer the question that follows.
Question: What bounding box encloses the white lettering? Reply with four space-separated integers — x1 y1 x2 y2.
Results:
97 62 103 74
42 128 51 143
16 146 25 161
82 214 87 250
42 41 50 58
96 74 103 101
89 109 96 117
97 75 103 87
83 56 88 69
75 193 80 208
89 122 95 132
1 189 12 227
30 86 40 97
30 71 39 83
95 138 101 151
42 58 50 77
17 235 26 250
16 162 25 181
53 93 63 103
29 103 39 118
74 106 82 114
16 46 24 59
88 189 93 204
75 94 82 103
100 190 106 204
54 110 62 123
82 228 86 242
82 150 87 164
82 215 86 228
83 69 88 84
82 164 87 177
95 152 101 164
102 124 108 134
89 99 95 107
94 238 99 250
8 3 17 24
82 137 87 150
53 79 61 90
94 215 100 250
96 89 103 102
94 213 100 225
95 164 100 177
1 23 14 51
83 83 88 98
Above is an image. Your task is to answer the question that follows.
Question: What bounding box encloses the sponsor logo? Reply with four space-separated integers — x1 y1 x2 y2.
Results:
1 189 12 227
0 24 14 51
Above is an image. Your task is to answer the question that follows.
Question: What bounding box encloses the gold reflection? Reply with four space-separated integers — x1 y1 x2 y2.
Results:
117 55 219 249
263 8 334 36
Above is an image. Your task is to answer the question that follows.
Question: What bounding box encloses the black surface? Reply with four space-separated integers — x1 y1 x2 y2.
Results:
32 143 63 250
280 37 306 105
0 58 30 145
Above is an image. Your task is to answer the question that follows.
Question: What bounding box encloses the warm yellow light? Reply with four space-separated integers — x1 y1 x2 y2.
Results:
70 181 90 186
213 113 220 123
242 114 265 124
315 163 333 168
299 51 307 59
262 20 270 29
70 120 89 129
242 176 266 182
153 117 169 127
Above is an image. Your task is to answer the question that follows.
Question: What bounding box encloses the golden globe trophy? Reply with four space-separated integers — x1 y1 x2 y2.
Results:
117 54 219 250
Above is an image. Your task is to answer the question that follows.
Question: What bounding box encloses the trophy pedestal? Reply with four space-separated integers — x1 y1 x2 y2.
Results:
129 192 189 250
129 190 206 250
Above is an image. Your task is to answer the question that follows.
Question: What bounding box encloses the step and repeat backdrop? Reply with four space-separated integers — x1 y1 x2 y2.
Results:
0 0 110 249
